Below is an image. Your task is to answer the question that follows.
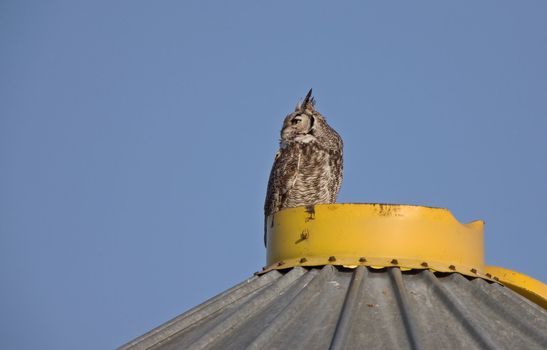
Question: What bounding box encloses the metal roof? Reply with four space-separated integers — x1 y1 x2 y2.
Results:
119 266 547 350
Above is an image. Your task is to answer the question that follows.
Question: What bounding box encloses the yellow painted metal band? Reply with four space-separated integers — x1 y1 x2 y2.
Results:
265 203 487 276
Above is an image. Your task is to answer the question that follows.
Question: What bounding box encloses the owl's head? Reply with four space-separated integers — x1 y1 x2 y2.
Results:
281 89 322 142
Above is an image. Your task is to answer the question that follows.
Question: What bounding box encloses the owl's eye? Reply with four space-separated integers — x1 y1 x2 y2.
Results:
291 118 301 125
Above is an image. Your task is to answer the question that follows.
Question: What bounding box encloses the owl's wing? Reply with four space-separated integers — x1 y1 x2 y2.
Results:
329 148 344 202
264 147 301 245
264 148 301 214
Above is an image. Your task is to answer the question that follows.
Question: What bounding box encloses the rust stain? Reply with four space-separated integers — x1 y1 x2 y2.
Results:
375 204 404 217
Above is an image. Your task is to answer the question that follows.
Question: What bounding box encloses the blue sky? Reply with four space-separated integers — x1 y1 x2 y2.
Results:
1 1 546 349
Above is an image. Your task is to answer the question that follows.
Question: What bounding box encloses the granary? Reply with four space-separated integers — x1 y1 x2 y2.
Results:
119 204 547 349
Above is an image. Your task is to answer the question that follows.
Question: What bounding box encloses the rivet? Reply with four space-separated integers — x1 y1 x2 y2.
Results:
359 257 367 263
485 273 492 278
449 265 456 271
300 257 307 263
328 256 336 262
277 261 285 267
493 276 500 282
391 259 398 265
470 268 477 274
421 262 429 268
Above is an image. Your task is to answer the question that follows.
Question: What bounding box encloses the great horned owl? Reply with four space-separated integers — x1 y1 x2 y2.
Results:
264 89 343 245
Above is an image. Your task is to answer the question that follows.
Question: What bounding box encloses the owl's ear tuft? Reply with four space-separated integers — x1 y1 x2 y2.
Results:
302 88 315 111
294 89 316 112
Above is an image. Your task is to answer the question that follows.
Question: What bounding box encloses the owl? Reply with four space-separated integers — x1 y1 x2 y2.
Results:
264 89 343 245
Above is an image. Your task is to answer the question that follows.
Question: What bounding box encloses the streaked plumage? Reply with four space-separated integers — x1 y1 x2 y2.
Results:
264 89 343 245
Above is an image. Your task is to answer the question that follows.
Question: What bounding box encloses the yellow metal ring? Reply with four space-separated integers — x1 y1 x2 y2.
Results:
265 203 487 276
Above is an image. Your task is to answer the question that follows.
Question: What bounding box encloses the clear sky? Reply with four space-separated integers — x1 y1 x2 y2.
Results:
1 1 546 349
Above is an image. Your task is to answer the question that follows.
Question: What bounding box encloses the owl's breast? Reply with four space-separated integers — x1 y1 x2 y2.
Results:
283 143 340 208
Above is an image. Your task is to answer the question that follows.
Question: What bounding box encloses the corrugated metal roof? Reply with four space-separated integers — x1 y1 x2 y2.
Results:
120 266 547 350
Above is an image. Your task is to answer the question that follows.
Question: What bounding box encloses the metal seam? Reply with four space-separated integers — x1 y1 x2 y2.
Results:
389 268 424 350
329 266 366 350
